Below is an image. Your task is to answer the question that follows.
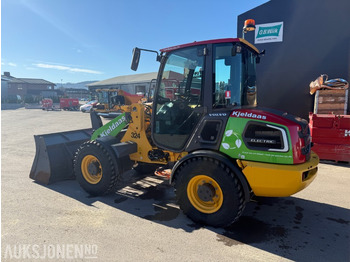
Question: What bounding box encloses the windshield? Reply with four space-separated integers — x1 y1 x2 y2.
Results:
213 43 257 108
97 90 118 104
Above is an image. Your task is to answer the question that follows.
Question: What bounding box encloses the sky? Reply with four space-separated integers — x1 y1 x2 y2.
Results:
1 0 268 84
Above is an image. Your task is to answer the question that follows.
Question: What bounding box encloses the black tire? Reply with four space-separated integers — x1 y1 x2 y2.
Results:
74 140 119 196
174 156 245 227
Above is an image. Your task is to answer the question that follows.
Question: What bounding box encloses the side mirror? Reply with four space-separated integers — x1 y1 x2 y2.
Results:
131 47 141 71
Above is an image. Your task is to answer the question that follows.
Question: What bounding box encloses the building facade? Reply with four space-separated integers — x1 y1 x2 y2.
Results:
64 88 90 99
1 72 56 102
238 0 350 119
87 72 158 97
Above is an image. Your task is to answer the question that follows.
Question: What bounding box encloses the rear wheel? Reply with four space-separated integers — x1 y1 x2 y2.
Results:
174 157 245 227
74 140 119 196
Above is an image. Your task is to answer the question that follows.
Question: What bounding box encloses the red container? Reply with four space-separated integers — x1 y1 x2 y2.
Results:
60 98 79 110
309 113 350 162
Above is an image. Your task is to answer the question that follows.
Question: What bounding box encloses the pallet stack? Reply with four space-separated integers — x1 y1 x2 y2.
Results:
313 89 348 115
309 89 350 162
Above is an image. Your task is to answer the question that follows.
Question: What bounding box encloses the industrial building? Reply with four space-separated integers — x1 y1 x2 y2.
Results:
87 72 158 96
237 0 350 119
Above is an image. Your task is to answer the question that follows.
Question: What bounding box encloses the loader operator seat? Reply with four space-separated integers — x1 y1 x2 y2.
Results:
156 100 194 135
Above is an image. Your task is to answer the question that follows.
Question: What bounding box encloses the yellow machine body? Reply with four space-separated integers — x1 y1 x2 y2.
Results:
119 103 185 164
237 152 319 197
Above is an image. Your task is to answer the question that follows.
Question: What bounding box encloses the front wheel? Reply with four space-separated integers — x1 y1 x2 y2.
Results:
74 140 119 196
174 157 246 227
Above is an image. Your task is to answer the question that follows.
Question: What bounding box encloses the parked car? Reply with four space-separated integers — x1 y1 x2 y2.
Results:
80 100 97 113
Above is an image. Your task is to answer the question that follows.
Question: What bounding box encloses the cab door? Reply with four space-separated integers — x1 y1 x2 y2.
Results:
152 45 206 151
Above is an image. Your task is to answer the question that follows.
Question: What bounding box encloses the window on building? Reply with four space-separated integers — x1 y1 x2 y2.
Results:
135 85 146 95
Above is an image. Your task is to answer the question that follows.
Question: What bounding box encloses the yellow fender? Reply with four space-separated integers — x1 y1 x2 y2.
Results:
237 152 319 197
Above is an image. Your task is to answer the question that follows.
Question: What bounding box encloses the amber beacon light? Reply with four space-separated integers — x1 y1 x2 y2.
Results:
243 19 256 39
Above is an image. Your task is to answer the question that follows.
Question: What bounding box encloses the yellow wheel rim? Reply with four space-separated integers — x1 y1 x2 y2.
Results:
187 175 223 214
81 155 103 184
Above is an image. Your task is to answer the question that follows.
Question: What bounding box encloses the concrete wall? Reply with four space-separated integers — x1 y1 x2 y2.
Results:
238 0 350 119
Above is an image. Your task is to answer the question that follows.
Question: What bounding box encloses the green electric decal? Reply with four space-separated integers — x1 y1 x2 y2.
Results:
220 117 293 164
91 113 128 140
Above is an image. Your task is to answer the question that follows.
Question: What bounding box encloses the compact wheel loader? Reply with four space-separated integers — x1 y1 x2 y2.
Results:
93 88 147 118
30 37 319 227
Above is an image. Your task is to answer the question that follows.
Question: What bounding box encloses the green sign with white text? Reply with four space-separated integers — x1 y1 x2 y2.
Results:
255 22 283 44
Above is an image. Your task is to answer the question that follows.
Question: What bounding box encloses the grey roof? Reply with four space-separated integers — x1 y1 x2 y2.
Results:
1 77 11 81
1 75 25 83
6 78 28 84
87 72 158 87
0 74 55 85
18 78 55 85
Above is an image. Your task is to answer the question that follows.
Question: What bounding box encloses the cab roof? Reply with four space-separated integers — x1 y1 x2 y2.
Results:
160 38 259 53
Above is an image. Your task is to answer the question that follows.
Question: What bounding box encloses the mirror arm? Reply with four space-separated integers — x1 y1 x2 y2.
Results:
138 48 161 61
